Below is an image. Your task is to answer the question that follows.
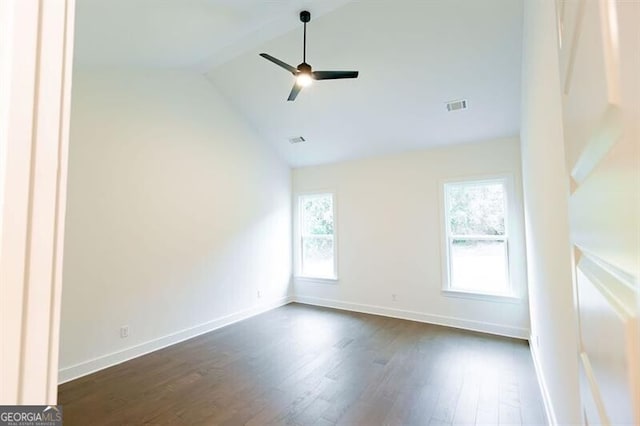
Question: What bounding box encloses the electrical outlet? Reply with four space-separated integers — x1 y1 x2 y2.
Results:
392 294 397 302
257 290 262 299
120 325 129 338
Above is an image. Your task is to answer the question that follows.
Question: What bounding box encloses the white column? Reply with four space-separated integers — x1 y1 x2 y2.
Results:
0 0 75 405
520 0 581 424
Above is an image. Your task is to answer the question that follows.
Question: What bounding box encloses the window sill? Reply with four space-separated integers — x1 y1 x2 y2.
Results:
442 289 521 304
295 276 339 285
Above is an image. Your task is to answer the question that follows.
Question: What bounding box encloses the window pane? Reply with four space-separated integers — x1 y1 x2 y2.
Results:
301 194 333 236
302 237 334 278
450 239 508 294
447 182 505 235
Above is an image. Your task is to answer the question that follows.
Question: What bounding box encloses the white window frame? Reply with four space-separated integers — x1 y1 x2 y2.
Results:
440 174 519 301
294 191 338 283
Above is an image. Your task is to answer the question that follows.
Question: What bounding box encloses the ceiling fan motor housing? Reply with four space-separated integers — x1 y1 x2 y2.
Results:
297 62 312 73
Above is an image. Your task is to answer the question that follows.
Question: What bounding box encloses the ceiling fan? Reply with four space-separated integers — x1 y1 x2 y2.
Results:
260 10 359 102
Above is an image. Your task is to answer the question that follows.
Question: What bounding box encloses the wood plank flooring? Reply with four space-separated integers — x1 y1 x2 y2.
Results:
58 303 546 425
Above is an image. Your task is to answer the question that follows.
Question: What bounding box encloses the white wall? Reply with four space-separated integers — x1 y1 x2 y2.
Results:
520 0 581 423
59 70 292 382
293 138 530 338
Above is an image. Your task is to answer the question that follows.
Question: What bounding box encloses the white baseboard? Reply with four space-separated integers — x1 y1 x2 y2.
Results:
58 296 293 384
529 334 557 425
293 295 529 339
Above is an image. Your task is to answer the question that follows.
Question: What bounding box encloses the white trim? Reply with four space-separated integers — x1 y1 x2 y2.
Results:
58 296 293 384
0 0 75 405
439 173 521 299
570 105 622 184
294 296 529 339
295 276 339 284
293 190 339 280
441 289 521 304
529 334 558 425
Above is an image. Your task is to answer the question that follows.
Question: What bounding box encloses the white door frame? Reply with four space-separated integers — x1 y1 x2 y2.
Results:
0 0 75 405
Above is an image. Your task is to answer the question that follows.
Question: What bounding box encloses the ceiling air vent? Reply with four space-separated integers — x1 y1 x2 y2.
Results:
446 99 468 112
289 136 307 144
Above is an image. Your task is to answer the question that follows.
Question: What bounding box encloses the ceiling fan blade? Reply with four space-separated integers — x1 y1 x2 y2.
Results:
287 83 303 102
313 70 359 80
260 53 297 74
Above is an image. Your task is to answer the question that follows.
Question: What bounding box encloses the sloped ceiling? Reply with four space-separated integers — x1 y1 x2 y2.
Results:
74 0 353 69
75 0 523 167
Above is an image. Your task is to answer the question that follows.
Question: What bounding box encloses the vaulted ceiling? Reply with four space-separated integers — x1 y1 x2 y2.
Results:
75 0 523 167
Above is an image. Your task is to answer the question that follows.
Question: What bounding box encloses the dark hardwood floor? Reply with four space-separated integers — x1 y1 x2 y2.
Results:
58 303 546 425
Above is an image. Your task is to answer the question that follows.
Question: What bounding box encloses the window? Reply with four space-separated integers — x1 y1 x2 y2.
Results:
296 193 337 280
442 177 512 297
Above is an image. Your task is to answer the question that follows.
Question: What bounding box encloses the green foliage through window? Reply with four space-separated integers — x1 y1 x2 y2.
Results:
299 193 335 278
301 195 334 235
447 182 505 236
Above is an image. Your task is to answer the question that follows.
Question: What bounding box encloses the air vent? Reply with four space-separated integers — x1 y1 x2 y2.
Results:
446 99 468 112
289 136 306 144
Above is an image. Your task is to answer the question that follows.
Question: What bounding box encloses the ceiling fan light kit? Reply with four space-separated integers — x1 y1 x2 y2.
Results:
260 10 359 101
